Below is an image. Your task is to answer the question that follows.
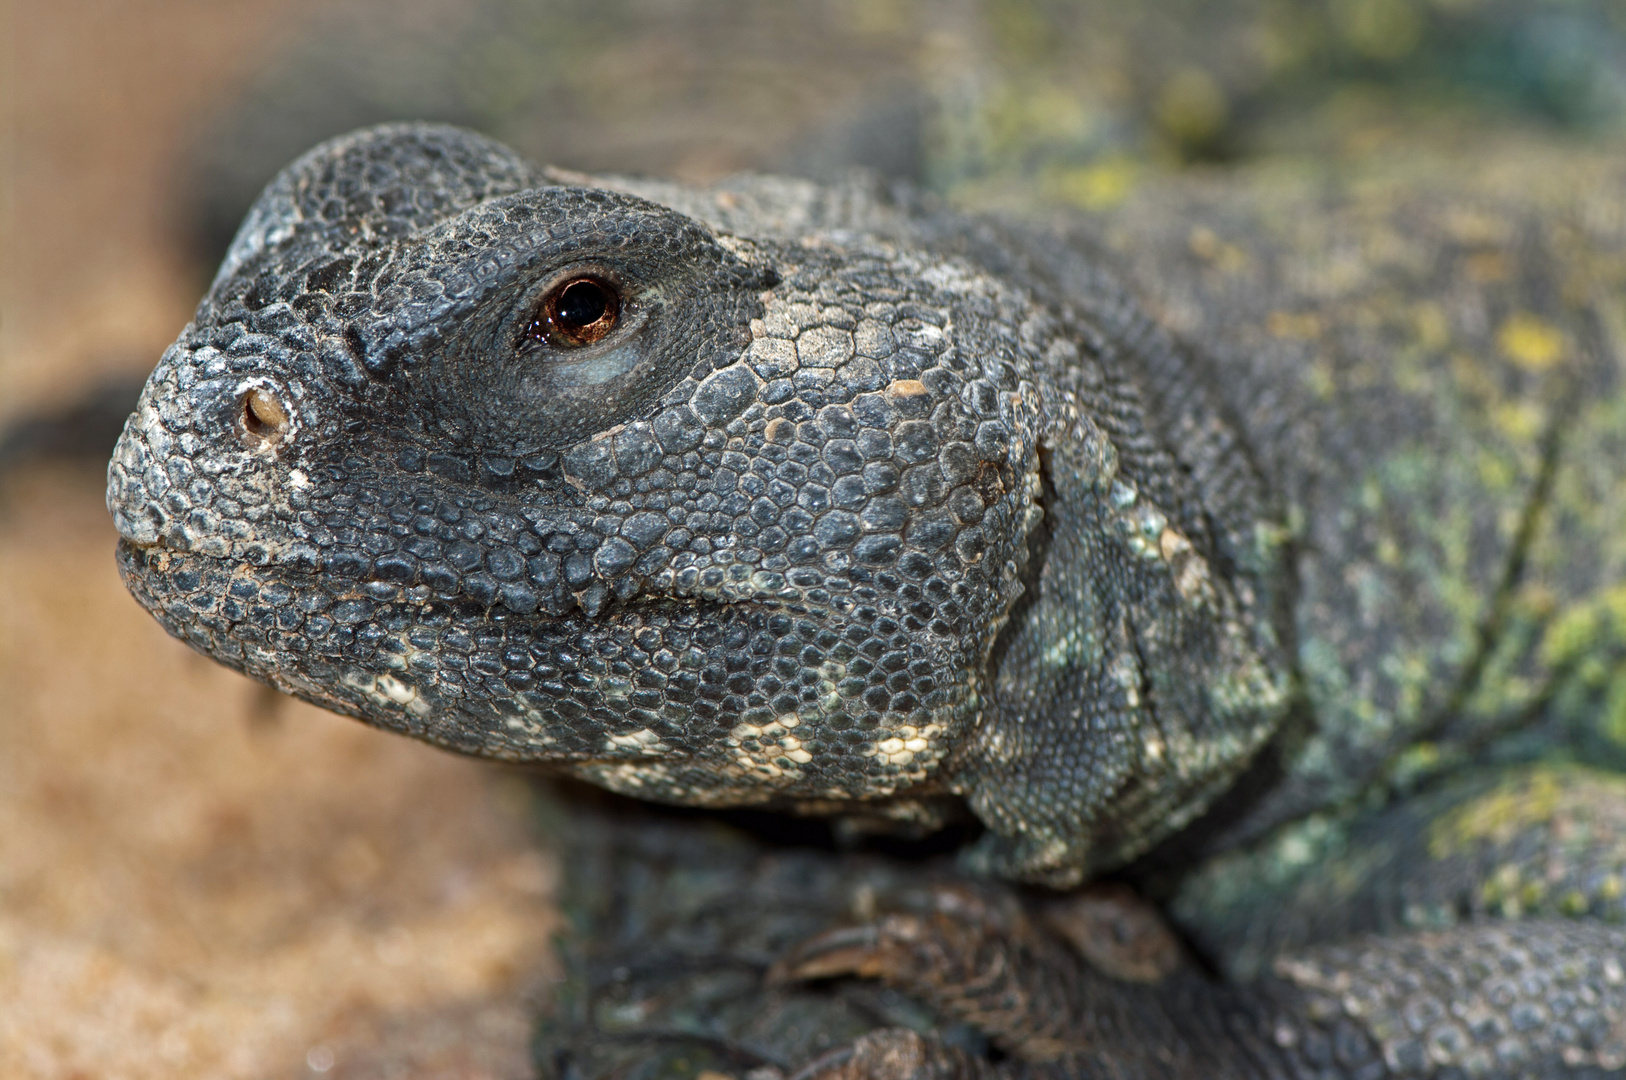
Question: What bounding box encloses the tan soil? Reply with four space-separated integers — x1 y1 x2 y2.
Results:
2 2 558 1076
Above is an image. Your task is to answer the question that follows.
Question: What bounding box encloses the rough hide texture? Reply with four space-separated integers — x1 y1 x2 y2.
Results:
108 124 1291 885
109 125 1626 1076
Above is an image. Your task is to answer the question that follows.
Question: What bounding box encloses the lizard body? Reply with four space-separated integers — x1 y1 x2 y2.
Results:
107 125 1626 1075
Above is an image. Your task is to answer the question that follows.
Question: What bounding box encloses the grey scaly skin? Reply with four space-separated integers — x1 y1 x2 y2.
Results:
106 123 1290 884
107 125 1626 1076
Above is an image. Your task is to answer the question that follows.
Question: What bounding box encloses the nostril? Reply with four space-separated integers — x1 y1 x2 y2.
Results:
239 387 291 446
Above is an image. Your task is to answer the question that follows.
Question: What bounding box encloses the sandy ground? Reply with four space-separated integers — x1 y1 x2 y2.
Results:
2 2 559 1076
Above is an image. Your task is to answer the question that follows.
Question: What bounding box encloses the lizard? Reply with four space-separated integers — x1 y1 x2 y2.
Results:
105 123 1626 1076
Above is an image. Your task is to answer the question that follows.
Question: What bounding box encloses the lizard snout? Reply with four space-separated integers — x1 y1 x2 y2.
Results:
106 363 306 556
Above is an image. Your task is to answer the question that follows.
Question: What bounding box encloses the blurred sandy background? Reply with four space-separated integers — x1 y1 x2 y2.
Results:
4 1 1626 1077
3 5 558 1078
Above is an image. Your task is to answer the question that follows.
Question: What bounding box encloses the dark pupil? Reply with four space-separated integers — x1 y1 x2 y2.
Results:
556 281 608 328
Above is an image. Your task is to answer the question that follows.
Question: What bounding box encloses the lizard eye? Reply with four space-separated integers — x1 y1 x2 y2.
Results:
529 276 620 348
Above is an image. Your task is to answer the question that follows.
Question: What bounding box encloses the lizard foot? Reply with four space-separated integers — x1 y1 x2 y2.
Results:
771 881 1198 1071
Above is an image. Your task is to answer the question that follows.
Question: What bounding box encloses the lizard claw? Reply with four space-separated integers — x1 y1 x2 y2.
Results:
767 922 889 984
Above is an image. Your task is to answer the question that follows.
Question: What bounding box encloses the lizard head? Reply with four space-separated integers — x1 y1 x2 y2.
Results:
108 124 1051 819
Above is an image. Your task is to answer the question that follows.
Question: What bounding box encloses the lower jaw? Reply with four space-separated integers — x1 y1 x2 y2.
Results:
112 539 596 759
112 539 960 805
112 540 718 767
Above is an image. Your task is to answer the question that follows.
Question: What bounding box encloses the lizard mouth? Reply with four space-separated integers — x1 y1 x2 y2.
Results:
115 536 700 762
113 537 960 806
